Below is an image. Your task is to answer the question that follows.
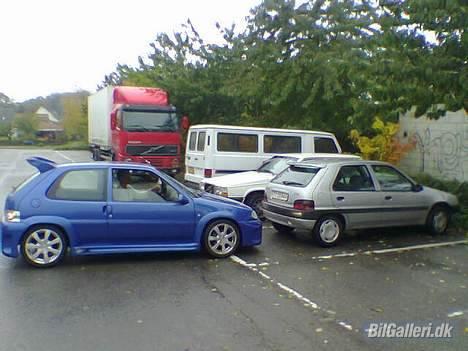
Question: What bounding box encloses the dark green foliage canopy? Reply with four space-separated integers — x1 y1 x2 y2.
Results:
103 0 467 147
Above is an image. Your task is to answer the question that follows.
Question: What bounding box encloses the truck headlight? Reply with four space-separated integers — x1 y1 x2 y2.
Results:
251 210 258 220
214 186 228 197
6 210 20 222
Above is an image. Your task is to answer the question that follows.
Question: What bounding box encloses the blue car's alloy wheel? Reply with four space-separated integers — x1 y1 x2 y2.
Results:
21 226 67 268
204 220 240 258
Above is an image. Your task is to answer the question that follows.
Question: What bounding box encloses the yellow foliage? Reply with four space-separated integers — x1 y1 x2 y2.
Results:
350 117 415 164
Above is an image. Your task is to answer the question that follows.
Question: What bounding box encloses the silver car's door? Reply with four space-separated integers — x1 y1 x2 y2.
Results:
331 165 382 229
370 165 429 226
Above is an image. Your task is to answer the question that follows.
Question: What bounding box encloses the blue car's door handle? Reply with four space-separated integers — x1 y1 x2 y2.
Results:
103 205 113 218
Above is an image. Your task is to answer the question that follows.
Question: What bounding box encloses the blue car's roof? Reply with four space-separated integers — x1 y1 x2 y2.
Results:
28 157 156 173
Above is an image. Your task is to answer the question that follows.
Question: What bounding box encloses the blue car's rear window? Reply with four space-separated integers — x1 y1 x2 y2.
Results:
13 172 39 193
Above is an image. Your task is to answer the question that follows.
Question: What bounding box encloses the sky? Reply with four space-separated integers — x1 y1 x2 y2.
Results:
0 0 261 102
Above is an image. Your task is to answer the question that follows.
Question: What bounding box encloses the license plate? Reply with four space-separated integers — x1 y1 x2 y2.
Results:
187 167 194 174
271 191 289 201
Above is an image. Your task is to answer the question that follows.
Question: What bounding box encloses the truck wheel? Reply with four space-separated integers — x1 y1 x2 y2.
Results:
245 193 265 220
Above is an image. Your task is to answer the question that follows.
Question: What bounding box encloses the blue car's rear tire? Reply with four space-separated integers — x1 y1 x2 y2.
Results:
21 225 67 268
204 220 240 258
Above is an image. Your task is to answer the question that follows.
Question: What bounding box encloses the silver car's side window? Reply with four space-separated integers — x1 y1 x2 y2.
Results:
333 165 375 192
371 165 413 191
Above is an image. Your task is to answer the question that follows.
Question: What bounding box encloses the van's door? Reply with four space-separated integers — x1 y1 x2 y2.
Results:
185 130 207 184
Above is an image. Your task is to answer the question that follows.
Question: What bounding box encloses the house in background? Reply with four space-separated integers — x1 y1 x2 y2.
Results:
35 106 64 141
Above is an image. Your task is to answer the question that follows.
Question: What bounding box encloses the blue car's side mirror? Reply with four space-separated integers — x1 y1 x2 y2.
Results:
178 194 189 205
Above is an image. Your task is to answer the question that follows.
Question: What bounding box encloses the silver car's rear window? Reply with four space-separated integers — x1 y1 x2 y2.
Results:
272 165 320 187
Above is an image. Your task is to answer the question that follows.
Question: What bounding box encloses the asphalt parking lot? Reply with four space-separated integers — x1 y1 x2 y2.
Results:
0 148 466 351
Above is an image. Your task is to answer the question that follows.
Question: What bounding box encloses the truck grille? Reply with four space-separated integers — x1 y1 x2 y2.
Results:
126 144 178 156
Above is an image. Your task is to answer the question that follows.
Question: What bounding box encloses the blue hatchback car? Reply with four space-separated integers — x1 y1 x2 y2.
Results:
1 157 262 267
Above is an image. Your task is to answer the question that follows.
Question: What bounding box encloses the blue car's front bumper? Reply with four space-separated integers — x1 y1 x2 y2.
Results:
238 219 262 247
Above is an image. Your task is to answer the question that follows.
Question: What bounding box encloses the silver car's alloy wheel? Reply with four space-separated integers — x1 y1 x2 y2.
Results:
24 229 64 265
432 210 448 233
319 219 340 243
207 223 238 256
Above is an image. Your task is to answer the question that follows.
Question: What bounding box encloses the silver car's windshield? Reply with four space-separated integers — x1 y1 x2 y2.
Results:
257 157 298 175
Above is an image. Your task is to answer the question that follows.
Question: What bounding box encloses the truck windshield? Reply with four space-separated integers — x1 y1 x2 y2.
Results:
123 111 178 132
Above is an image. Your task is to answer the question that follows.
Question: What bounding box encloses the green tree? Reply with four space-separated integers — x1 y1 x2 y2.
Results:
62 93 88 140
13 112 37 139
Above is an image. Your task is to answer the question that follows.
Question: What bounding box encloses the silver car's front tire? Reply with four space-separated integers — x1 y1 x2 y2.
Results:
313 216 343 247
427 206 450 235
21 226 67 268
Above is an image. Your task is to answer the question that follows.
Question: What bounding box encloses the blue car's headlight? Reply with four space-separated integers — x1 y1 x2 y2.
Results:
251 210 258 220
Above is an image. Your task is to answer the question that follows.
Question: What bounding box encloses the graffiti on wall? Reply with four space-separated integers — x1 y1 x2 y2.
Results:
412 128 468 181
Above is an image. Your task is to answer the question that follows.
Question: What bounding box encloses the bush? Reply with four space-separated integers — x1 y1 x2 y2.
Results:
412 173 468 231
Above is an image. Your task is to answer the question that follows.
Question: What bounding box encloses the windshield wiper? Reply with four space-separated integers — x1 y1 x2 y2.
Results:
282 181 303 186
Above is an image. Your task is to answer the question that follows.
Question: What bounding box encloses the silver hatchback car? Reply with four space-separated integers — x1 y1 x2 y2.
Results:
263 159 459 247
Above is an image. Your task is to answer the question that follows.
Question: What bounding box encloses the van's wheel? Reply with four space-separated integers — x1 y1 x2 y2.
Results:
245 193 265 220
21 226 67 268
426 205 450 235
313 216 343 247
204 220 240 258
272 222 294 233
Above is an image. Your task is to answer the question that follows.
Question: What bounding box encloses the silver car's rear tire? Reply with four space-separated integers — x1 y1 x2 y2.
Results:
426 206 450 235
313 216 343 247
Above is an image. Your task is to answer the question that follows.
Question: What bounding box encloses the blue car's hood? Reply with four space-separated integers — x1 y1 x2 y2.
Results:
198 192 251 211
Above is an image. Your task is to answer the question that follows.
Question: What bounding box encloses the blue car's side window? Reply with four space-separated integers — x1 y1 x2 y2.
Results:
112 169 179 202
47 169 107 201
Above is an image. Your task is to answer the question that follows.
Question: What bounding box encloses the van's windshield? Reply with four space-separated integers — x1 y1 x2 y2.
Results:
257 157 298 175
123 110 178 132
272 165 320 187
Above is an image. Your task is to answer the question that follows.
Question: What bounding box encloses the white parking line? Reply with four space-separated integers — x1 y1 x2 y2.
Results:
230 255 354 332
310 239 468 260
55 150 75 162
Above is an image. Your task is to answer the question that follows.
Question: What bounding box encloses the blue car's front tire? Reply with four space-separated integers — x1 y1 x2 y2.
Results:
21 225 67 268
204 219 240 258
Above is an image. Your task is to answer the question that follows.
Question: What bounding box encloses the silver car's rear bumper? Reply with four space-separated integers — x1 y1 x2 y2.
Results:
264 209 316 230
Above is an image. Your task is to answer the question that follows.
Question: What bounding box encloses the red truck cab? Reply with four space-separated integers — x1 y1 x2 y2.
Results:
89 86 186 174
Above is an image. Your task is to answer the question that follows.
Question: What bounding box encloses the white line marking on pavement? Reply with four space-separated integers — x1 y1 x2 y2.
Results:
447 311 465 318
230 255 354 332
310 240 468 260
55 150 75 162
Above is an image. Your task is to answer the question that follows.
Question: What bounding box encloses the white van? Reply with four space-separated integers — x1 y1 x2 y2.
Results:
184 124 342 185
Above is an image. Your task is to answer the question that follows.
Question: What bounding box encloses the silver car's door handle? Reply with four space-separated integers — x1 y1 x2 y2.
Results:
336 196 345 201
385 196 392 200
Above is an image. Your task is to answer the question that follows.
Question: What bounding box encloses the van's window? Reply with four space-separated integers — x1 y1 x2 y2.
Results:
272 166 320 187
48 169 107 201
217 133 258 153
314 137 338 153
197 131 206 151
188 131 197 151
264 135 301 153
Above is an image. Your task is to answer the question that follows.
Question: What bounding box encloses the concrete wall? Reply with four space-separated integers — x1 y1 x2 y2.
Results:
398 108 468 183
